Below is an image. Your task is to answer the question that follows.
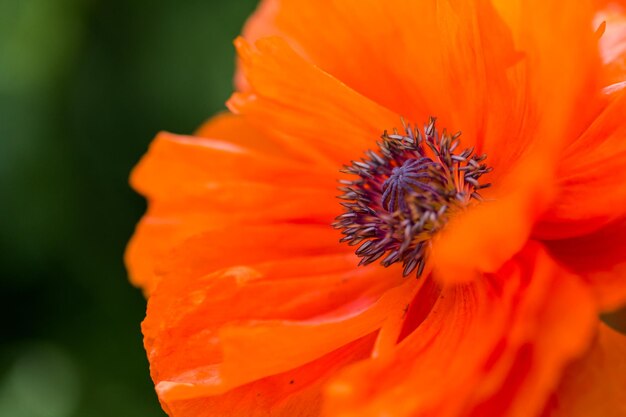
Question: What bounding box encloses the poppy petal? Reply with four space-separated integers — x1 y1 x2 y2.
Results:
324 244 597 417
544 217 626 312
546 323 626 417
431 153 555 284
537 90 626 239
240 0 519 155
158 333 376 417
214 278 413 392
125 126 338 294
228 36 400 167
153 223 347 283
194 112 298 158
487 0 602 176
241 0 602 179
131 130 332 200
595 2 626 92
143 255 412 401
389 0 603 284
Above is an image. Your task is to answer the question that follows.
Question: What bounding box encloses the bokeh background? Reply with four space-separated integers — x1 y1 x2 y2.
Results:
0 0 257 416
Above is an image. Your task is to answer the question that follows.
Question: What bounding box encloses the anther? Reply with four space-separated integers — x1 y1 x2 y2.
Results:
333 117 491 277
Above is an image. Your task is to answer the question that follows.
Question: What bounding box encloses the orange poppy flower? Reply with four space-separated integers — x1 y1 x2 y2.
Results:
126 1 626 416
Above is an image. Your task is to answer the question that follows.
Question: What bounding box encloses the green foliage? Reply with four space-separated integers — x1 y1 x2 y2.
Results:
0 0 258 415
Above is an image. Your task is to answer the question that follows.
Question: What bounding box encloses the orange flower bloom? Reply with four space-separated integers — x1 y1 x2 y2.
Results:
126 1 626 416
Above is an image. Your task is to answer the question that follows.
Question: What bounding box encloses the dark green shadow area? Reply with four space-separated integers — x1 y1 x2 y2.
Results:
0 0 258 415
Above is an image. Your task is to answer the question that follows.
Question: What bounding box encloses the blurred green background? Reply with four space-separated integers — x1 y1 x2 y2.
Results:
0 0 257 416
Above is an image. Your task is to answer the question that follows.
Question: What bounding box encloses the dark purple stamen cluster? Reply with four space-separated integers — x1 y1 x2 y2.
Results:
333 117 492 277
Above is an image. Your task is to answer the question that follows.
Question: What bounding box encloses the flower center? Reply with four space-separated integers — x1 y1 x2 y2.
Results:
333 117 492 277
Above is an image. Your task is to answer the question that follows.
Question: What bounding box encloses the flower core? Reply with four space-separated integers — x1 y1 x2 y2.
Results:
334 118 492 277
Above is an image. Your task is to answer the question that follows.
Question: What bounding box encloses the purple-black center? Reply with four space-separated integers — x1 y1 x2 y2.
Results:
333 117 492 277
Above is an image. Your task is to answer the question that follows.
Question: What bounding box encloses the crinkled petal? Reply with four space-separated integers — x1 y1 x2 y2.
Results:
125 121 338 294
158 334 376 417
131 129 331 200
239 0 520 163
215 278 415 392
242 0 603 177
229 36 400 167
143 255 412 405
194 112 306 160
153 223 346 285
431 0 603 283
324 244 597 417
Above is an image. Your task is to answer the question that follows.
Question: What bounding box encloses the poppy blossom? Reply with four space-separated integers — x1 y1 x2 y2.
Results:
126 1 626 416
